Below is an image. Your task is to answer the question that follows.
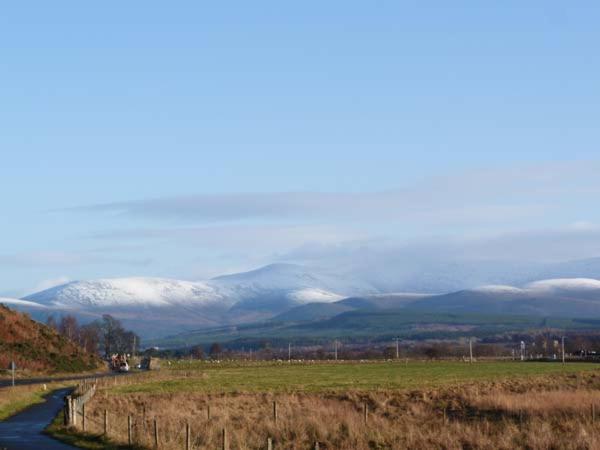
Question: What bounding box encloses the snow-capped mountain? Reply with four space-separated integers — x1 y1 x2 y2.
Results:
407 278 600 317
14 257 600 340
26 277 232 309
21 264 364 337
25 264 366 312
211 263 375 298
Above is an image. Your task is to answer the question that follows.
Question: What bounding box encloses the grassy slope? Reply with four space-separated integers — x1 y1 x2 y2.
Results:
0 304 101 374
114 361 600 394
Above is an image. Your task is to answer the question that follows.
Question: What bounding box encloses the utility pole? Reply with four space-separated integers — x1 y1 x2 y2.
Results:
469 338 474 363
288 342 291 363
394 337 400 359
10 361 15 387
562 336 566 364
334 340 338 361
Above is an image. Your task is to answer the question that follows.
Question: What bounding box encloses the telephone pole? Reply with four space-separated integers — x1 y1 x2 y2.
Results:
469 338 474 363
562 336 566 364
288 342 291 363
334 340 338 361
394 337 400 359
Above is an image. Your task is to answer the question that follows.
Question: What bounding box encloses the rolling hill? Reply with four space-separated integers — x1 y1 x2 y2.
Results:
0 304 101 373
13 257 600 342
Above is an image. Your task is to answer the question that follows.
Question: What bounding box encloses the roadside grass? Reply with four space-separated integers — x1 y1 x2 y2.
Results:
0 366 110 382
0 383 67 420
112 361 600 394
46 411 145 450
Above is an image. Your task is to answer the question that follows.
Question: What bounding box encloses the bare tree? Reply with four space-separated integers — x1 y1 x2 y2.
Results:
209 342 222 359
190 345 205 360
45 315 58 331
59 315 79 341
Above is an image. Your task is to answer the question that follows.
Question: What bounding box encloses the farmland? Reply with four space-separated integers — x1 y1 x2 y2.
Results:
50 360 600 449
115 360 600 394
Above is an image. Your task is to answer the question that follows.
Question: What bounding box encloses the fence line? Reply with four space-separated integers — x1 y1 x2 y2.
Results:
61 383 600 449
63 380 97 427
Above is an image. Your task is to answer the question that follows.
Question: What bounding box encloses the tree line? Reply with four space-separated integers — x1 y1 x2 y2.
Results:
46 313 140 357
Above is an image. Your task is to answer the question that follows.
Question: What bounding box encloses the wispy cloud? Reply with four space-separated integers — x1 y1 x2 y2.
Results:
92 224 368 251
22 276 71 296
279 225 600 265
62 162 600 230
0 250 152 268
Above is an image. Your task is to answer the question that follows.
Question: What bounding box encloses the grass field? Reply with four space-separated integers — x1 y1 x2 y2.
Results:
114 360 600 394
49 361 600 449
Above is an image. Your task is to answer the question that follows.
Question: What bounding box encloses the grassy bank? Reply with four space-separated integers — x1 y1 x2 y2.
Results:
0 384 55 420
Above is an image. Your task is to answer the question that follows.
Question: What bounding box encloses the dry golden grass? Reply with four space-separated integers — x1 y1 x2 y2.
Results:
71 369 600 449
0 384 56 420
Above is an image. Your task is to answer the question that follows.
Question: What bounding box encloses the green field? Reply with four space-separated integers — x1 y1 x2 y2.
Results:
115 361 600 394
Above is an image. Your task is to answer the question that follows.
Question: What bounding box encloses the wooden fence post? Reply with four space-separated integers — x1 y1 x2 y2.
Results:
82 404 86 432
267 437 273 450
128 415 132 445
104 410 108 436
518 409 523 426
64 396 71 426
154 418 159 448
222 427 228 450
273 401 278 424
207 404 211 420
72 398 77 427
363 403 368 424
186 422 191 450
314 442 320 450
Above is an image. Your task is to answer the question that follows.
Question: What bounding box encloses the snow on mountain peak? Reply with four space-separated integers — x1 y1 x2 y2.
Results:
25 277 228 309
471 285 524 294
526 278 600 292
286 288 344 304
211 263 374 296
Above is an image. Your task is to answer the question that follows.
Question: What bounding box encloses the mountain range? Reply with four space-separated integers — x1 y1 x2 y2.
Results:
3 259 600 340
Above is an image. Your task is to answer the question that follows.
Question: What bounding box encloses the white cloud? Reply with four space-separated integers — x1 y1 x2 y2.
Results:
66 161 600 228
23 276 71 296
0 250 152 268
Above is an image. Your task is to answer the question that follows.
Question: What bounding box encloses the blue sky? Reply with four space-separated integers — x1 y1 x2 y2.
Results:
2 2 600 295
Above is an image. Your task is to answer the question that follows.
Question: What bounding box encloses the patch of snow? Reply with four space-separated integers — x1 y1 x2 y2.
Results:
368 293 434 298
286 288 344 304
471 285 525 294
526 278 600 292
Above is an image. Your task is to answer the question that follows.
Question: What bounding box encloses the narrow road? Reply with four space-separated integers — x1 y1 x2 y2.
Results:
0 370 119 389
0 388 77 450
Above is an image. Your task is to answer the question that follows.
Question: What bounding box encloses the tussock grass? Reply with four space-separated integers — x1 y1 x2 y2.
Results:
0 384 62 420
56 362 600 449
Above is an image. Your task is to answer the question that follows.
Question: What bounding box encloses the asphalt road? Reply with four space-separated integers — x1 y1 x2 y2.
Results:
0 388 77 450
0 371 120 389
